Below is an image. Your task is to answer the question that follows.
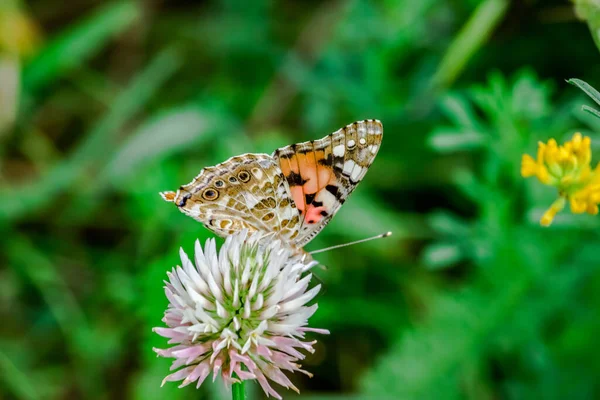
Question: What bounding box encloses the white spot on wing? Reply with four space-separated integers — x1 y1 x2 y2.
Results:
350 165 362 181
347 139 356 148
369 145 378 154
359 138 366 145
316 190 337 209
343 160 355 175
251 168 263 180
333 144 345 157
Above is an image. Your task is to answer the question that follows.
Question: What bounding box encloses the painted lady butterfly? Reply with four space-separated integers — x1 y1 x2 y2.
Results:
160 119 383 257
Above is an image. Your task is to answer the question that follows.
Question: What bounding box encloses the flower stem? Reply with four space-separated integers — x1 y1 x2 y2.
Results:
232 380 245 400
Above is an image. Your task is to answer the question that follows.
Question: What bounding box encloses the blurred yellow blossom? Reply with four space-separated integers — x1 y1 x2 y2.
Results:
522 132 600 226
0 7 41 57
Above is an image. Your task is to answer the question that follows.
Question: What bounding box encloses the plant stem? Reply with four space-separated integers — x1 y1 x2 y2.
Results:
232 380 245 400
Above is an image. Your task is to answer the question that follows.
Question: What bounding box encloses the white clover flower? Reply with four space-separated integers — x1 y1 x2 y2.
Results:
153 230 328 399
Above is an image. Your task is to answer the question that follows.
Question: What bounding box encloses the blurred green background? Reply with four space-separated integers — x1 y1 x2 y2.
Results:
3 0 600 399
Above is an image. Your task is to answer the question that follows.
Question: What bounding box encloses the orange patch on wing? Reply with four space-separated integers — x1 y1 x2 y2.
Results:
297 152 318 193
161 191 177 202
318 165 332 188
280 157 291 176
288 154 300 174
290 186 305 214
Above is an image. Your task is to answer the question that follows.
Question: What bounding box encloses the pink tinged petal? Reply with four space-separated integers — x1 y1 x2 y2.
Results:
278 285 320 313
227 354 237 379
267 322 302 335
269 339 305 359
190 363 211 389
296 340 317 353
161 365 195 386
153 327 188 341
296 367 313 378
272 336 316 359
229 350 257 370
298 327 330 335
180 307 198 325
153 347 177 358
186 361 210 382
172 343 211 362
257 345 273 358
254 369 283 400
262 366 298 393
233 365 256 380
270 351 305 372
170 358 188 371
212 358 223 382
166 272 192 308
164 285 179 307
222 372 238 386
211 343 225 364
256 336 277 348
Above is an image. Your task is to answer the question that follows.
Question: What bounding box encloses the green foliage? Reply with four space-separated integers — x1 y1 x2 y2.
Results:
2 1 600 399
569 78 600 120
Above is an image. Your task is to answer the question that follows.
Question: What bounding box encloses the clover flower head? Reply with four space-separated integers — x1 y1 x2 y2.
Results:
521 132 600 225
153 230 328 399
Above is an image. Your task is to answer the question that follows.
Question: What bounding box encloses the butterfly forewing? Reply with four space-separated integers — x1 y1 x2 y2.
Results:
272 119 383 246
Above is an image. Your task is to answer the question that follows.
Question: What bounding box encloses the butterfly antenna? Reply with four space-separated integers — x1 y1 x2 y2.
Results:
309 231 392 255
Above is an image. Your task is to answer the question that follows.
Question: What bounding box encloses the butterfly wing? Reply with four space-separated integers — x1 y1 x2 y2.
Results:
272 119 383 247
160 153 301 241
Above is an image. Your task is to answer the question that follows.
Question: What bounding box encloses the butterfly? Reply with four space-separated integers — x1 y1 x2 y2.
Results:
160 119 383 258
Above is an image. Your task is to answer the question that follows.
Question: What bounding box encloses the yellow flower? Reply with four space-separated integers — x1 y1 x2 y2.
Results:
521 132 600 226
0 8 41 57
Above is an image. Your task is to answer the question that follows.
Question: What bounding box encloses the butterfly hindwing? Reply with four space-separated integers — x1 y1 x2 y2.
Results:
160 153 300 241
273 119 383 246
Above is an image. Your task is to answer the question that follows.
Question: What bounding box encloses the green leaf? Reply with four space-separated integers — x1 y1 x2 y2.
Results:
431 0 509 89
568 78 600 121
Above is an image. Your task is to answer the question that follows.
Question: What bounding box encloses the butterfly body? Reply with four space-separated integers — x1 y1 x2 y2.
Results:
161 119 383 254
